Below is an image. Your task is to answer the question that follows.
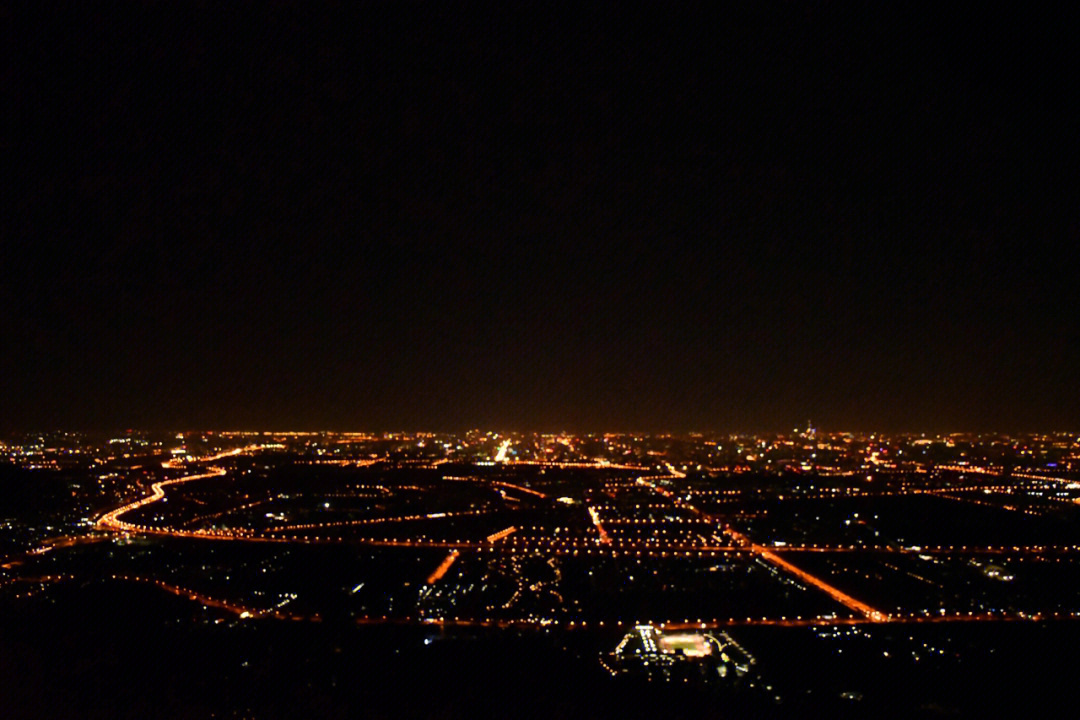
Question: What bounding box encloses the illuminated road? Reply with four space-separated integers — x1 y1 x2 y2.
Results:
718 524 889 622
14 574 1074 631
92 454 1080 564
426 551 460 584
586 506 611 544
71 445 1080 632
491 480 547 499
939 464 1075 485
486 526 517 543
634 472 890 622
95 445 267 536
97 468 226 534
759 545 888 622
0 533 109 569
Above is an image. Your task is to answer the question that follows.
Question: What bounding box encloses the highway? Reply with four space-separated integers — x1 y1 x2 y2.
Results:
586 506 611 544
10 574 1077 632
634 472 891 622
64 445 1080 632
426 551 460 584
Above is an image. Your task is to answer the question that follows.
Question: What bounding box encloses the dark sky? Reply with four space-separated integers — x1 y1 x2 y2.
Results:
5 3 1079 433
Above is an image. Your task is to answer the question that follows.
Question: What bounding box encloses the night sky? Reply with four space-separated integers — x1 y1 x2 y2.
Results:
6 3 1079 433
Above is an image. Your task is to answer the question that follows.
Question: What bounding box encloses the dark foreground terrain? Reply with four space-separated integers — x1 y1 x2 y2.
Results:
3 581 1079 719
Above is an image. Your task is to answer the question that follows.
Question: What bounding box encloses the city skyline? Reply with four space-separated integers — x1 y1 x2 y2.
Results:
7 4 1080 717
4 428 1080 715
